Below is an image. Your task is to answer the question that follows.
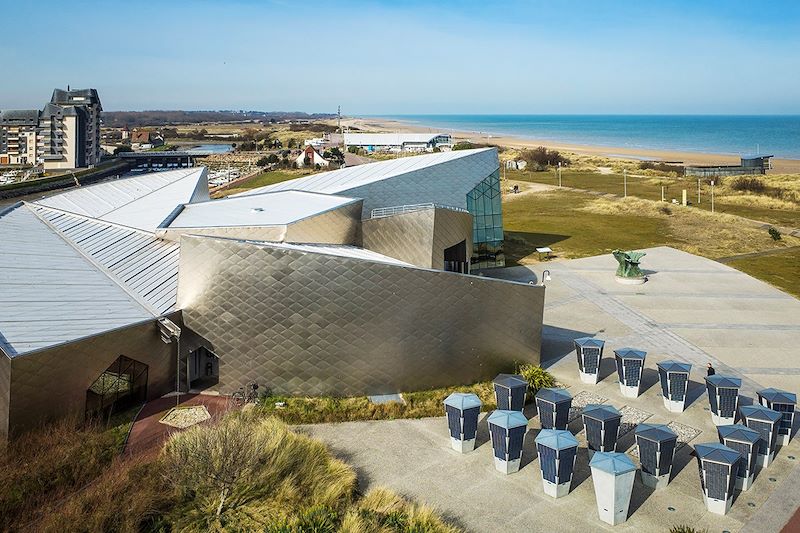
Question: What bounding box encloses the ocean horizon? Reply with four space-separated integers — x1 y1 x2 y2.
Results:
372 115 800 160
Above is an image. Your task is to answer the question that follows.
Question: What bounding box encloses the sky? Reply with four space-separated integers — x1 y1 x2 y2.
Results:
2 0 800 114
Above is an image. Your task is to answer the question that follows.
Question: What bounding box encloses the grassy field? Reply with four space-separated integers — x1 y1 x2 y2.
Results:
508 169 800 228
725 247 800 298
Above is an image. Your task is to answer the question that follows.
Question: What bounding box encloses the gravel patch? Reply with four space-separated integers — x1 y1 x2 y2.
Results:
159 405 211 429
567 390 609 422
667 421 702 451
618 406 652 438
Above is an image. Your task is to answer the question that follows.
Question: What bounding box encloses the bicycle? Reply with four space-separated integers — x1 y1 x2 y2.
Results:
231 381 259 407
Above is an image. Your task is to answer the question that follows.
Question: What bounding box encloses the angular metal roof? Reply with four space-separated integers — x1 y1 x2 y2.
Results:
493 373 527 388
635 423 678 443
250 240 413 267
589 451 637 474
444 392 482 411
757 388 796 405
717 424 760 444
34 167 209 231
657 360 692 373
0 204 153 357
574 337 605 349
614 347 646 359
487 409 528 429
706 375 742 389
582 404 622 421
168 190 360 228
535 428 578 450
234 148 497 197
694 442 742 464
29 204 180 314
740 404 782 422
536 387 572 404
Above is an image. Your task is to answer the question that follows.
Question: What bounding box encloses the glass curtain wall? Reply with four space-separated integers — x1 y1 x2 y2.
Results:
466 170 505 270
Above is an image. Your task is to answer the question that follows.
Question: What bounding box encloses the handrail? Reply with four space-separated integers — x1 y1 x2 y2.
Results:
370 203 468 219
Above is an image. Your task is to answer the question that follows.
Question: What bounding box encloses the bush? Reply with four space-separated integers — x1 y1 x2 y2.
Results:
341 488 460 533
769 227 782 241
516 364 556 395
639 161 685 175
669 527 707 533
520 146 570 170
731 177 766 193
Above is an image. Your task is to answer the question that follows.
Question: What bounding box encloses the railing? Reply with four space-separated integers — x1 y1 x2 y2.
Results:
370 203 468 219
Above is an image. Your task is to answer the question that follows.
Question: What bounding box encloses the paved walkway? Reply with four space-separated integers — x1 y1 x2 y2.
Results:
125 393 231 455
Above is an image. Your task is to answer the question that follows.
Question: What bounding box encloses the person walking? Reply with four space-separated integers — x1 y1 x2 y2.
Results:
706 362 716 376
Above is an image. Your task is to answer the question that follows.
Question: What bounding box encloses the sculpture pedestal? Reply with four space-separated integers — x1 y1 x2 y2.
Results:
615 276 646 285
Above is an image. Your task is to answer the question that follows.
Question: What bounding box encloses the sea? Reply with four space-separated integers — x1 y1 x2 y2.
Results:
376 115 800 160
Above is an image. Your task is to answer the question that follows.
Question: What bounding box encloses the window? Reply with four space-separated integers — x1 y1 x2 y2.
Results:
466 170 505 269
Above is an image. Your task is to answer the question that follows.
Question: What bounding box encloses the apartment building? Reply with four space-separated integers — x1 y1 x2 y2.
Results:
0 88 103 170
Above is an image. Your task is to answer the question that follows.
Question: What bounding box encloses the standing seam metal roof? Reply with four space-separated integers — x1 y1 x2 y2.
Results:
0 204 154 357
233 148 497 196
28 204 180 315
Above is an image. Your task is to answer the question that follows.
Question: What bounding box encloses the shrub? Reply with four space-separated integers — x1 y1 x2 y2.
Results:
731 177 765 193
669 527 707 533
520 146 570 170
769 227 782 241
639 161 685 175
341 488 461 533
516 364 556 395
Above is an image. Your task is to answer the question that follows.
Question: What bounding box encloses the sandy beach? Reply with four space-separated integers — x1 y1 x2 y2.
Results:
345 117 800 174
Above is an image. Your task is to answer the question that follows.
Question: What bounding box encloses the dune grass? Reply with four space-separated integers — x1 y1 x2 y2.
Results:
508 169 800 228
503 185 800 264
725 247 800 299
28 415 462 533
213 169 309 197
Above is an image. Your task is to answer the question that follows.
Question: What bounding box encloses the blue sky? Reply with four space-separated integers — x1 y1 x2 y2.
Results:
3 0 800 114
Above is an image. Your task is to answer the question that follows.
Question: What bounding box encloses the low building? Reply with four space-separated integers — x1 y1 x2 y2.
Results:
130 130 165 149
295 145 330 168
0 148 543 439
685 155 773 178
344 132 452 153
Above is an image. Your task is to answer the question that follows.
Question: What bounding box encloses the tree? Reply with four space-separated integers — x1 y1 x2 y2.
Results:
267 153 279 164
287 138 297 149
520 146 570 170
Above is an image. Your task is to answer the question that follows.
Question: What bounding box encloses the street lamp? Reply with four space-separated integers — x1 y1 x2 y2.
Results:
540 270 552 286
711 180 715 213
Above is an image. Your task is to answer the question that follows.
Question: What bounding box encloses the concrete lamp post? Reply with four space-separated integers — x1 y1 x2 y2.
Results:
488 410 528 474
573 337 605 385
443 392 482 453
589 451 637 526
535 429 579 498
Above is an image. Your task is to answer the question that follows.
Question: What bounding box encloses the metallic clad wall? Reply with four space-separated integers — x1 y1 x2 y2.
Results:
0 352 9 440
160 201 362 245
7 320 175 436
177 235 544 397
362 207 473 269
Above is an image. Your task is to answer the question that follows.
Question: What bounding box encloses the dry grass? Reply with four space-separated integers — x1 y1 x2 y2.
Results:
340 488 461 533
577 196 800 258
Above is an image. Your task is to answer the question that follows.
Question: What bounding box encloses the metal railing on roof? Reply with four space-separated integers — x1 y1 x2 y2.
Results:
370 203 468 219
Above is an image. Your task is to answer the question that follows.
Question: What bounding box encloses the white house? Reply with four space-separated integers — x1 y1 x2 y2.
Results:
295 145 330 168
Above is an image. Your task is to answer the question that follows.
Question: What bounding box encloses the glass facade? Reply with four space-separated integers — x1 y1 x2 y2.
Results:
466 170 505 270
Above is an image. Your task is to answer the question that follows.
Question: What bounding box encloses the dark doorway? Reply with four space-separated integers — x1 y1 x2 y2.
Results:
444 240 469 273
86 355 148 419
189 346 219 391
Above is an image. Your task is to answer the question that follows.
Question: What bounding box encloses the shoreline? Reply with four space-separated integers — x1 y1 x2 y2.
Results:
345 116 800 173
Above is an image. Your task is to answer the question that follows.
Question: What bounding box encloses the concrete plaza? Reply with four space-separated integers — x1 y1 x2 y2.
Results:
301 247 800 532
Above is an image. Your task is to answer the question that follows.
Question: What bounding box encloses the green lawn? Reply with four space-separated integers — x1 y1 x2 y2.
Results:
503 188 668 263
725 248 800 299
509 169 800 228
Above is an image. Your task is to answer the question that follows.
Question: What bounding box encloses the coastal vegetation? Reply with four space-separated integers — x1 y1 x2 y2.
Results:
5 410 462 532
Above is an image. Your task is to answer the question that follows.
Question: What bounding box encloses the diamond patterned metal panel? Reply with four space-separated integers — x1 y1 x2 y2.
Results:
7 318 175 436
177 235 544 396
363 207 473 269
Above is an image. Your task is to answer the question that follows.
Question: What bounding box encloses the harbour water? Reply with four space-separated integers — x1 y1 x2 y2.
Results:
377 115 800 159
185 144 233 153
